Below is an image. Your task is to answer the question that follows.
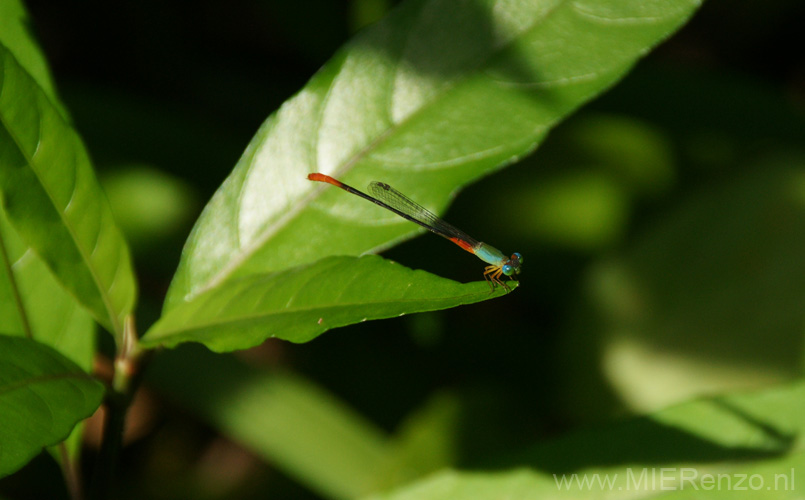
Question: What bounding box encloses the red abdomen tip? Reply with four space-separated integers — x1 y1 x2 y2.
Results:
307 173 342 187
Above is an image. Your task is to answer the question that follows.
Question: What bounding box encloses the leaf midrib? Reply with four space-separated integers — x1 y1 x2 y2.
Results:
0 49 121 335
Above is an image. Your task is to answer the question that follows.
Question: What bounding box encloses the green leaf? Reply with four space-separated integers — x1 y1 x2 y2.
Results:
0 335 104 478
362 381 805 499
101 165 199 253
0 0 63 112
0 203 95 467
572 163 805 414
164 0 702 311
0 42 137 338
0 206 94 371
147 346 389 500
372 393 463 491
142 255 510 351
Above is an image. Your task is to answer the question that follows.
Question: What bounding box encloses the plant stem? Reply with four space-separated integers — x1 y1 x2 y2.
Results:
87 391 127 500
58 441 83 500
113 315 141 394
87 315 145 500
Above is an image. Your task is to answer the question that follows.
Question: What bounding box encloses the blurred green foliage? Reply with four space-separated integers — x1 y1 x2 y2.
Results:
2 0 804 499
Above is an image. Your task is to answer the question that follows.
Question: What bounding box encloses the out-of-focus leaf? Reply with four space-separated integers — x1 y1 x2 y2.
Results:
0 43 136 338
576 163 805 413
142 255 511 351
147 346 389 500
518 170 630 250
488 113 675 252
101 165 199 252
372 393 462 491
349 0 393 31
551 113 676 196
363 381 805 499
0 335 104 478
164 0 702 311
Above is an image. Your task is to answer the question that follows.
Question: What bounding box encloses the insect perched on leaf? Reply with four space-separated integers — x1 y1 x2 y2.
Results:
308 173 522 291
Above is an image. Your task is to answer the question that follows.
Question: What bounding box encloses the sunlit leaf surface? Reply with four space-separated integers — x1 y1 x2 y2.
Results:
0 43 136 337
165 0 702 313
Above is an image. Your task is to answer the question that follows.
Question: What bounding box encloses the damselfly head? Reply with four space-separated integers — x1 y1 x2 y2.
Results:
502 252 522 276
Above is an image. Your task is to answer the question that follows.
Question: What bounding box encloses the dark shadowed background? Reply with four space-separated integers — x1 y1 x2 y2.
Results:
4 0 805 498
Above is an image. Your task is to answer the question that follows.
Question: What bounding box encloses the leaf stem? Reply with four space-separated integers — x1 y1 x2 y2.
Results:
113 315 141 393
88 315 146 500
87 389 127 500
58 441 84 500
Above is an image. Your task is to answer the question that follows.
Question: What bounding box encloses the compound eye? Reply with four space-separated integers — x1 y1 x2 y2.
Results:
502 264 513 276
512 252 523 263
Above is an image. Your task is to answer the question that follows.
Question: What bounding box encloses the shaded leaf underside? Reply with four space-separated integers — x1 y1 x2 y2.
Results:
143 255 512 350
